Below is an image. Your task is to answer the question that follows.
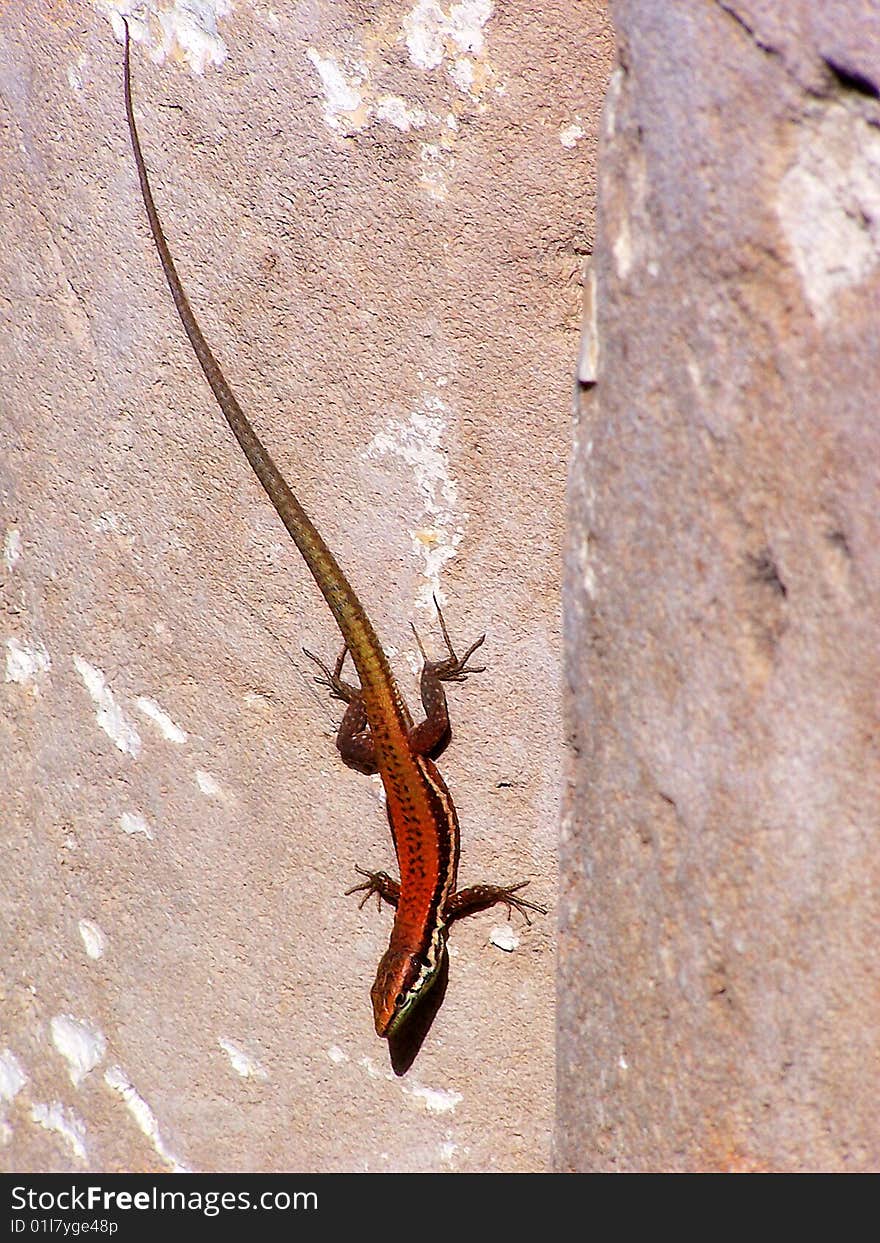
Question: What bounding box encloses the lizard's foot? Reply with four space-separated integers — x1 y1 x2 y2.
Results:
303 643 360 704
345 866 400 912
411 594 486 684
446 880 547 925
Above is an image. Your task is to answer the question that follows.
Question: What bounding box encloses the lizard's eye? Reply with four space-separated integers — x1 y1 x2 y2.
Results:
395 992 406 1007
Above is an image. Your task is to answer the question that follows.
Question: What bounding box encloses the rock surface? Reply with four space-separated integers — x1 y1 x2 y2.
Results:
561 1 880 1170
1 2 611 1171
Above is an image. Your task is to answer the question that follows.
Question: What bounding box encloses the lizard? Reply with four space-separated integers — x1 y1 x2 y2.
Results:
121 21 544 1039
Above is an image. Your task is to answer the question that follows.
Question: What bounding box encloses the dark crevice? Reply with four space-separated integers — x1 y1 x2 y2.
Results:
826 528 852 559
715 2 780 57
823 56 880 100
749 549 788 598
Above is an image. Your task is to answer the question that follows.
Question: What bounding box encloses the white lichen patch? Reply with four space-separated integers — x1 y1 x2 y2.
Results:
375 95 429 132
49 1016 106 1087
3 527 22 570
306 48 370 132
135 696 188 744
307 49 435 136
104 1065 189 1173
405 0 452 70
489 923 519 952
417 139 455 198
218 1038 268 1080
402 1082 463 1114
119 811 154 840
29 1102 88 1163
777 102 880 323
559 121 586 148
448 56 475 94
98 1 230 75
73 656 142 757
326 1045 349 1065
5 638 50 695
78 919 107 960
404 0 493 84
0 1049 27 1102
366 394 465 604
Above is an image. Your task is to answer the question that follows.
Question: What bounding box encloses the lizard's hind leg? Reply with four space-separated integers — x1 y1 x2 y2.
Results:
303 645 377 774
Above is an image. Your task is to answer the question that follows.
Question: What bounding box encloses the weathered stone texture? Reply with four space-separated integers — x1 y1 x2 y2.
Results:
1 3 612 1171
560 2 880 1170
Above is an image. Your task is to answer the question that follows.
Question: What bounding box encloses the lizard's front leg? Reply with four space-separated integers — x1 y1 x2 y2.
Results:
345 866 400 912
408 596 486 757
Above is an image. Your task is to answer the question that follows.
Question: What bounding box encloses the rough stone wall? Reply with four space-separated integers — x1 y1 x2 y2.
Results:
1 3 612 1171
561 2 880 1171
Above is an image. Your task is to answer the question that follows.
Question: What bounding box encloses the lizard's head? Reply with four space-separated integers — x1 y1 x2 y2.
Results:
370 926 447 1038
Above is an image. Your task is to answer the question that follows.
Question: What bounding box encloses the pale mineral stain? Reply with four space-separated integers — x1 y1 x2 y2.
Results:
577 266 598 385
366 396 465 604
404 0 493 77
777 102 880 323
218 1039 268 1080
92 511 126 535
604 66 624 138
306 48 369 132
29 1102 88 1163
73 656 142 757
104 1065 190 1173
403 1082 463 1114
308 44 441 136
5 638 50 693
195 769 224 799
375 95 429 132
66 54 90 92
579 534 598 601
119 811 154 840
135 695 188 744
559 122 585 148
448 56 475 94
98 0 230 76
49 1015 107 1087
0 1049 27 1102
78 919 107 960
3 527 21 570
358 1056 391 1082
405 0 451 70
489 923 519 952
612 211 633 280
